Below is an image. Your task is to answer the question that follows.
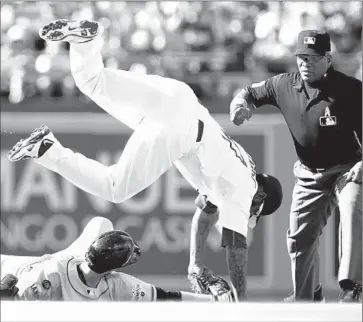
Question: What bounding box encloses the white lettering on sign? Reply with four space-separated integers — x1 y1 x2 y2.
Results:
46 214 79 250
1 214 78 252
14 162 62 211
114 215 221 253
84 151 114 213
1 150 196 215
1 214 222 253
119 181 161 214
18 214 44 252
0 149 222 254
165 215 190 251
138 217 171 252
62 180 79 211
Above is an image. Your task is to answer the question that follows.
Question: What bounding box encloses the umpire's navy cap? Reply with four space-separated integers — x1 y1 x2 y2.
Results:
295 30 331 56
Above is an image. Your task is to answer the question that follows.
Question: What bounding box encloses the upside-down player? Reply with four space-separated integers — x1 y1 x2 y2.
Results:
8 19 283 301
0 217 234 302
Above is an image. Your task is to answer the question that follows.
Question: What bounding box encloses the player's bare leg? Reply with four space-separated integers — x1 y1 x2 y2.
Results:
188 208 219 277
225 245 248 301
188 205 232 297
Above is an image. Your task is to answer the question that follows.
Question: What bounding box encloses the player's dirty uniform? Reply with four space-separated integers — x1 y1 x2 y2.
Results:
35 28 257 239
244 67 362 299
0 215 235 303
1 254 156 301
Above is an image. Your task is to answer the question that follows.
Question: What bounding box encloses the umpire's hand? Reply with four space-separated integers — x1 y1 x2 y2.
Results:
0 274 19 300
230 96 253 126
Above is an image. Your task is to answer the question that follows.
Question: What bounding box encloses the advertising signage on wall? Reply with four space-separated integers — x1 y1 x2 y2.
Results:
1 112 273 289
1 112 339 291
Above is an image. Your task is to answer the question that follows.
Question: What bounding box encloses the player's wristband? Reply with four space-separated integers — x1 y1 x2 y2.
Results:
195 195 218 214
155 287 182 301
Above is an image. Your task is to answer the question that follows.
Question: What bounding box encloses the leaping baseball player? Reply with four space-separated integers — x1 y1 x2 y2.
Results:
8 19 283 301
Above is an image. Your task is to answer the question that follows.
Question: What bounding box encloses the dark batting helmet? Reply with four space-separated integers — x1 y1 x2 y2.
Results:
256 173 283 216
85 230 141 274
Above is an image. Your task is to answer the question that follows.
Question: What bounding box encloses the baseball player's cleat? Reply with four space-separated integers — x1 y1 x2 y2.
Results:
339 283 362 303
213 291 236 303
8 125 55 162
284 283 325 302
188 266 232 297
188 266 216 294
39 19 103 43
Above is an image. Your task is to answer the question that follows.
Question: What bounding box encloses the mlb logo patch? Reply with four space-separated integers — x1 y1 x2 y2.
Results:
304 37 316 45
319 107 337 127
42 280 51 290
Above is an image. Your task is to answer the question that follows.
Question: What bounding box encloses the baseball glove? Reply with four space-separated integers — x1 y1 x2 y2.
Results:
188 266 234 298
0 274 19 300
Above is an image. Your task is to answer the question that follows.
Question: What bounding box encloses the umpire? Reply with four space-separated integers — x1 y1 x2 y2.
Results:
229 30 362 302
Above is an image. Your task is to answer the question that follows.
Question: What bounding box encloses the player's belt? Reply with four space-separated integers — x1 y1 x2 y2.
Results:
309 168 326 174
196 120 204 142
301 164 327 173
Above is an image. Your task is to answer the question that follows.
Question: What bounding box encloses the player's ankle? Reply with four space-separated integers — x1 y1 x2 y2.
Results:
188 263 204 275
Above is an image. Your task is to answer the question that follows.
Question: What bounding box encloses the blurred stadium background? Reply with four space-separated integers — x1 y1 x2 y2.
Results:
1 1 362 301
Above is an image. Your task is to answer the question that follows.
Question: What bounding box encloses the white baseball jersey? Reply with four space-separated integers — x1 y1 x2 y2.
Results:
1 254 156 301
36 35 257 237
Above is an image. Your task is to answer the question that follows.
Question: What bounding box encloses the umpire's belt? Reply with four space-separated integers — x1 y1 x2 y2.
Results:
196 120 204 142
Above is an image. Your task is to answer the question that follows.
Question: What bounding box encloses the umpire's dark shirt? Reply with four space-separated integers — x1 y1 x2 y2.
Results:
246 67 362 169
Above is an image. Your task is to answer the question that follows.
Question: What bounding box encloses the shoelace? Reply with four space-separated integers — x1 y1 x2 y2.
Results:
206 273 231 295
194 272 211 289
190 269 219 291
209 282 227 296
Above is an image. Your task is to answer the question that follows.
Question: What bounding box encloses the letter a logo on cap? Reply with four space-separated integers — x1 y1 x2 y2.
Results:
304 37 316 45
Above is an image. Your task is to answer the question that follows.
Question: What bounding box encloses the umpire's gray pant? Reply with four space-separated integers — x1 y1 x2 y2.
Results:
287 160 362 300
